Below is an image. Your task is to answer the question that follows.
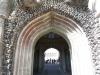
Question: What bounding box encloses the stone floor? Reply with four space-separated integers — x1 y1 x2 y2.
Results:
36 64 71 75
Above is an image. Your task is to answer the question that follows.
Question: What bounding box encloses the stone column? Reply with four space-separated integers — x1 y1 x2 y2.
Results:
0 18 4 75
0 0 11 74
62 49 66 73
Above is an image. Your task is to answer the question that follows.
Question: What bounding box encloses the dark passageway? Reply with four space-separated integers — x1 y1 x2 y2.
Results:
33 32 72 75
39 64 65 75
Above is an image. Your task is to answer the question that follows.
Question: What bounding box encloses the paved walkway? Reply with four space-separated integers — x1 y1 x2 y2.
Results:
36 64 71 75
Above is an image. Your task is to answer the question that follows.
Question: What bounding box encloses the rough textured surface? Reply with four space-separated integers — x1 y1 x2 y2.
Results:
2 0 100 75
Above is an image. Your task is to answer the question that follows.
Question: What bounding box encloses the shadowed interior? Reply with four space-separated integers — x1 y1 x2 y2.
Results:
34 32 72 75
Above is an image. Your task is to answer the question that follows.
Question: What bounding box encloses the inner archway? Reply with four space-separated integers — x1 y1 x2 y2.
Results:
33 32 72 75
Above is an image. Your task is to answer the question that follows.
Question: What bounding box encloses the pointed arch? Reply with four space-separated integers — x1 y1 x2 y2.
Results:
13 11 94 75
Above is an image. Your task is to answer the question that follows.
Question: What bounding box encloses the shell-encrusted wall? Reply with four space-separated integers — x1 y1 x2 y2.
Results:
2 0 100 75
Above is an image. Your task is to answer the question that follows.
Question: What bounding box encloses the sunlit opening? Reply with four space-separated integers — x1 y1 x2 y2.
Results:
36 0 41 2
44 48 60 64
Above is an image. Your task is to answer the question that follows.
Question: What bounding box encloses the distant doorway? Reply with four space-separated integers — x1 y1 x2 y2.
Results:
44 48 60 64
43 48 61 75
33 32 72 75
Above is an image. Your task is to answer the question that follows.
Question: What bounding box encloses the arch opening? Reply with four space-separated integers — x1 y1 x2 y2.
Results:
33 32 72 75
44 48 60 63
